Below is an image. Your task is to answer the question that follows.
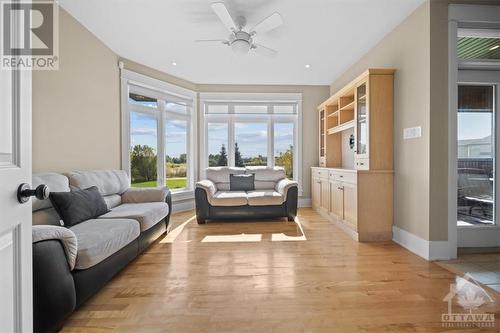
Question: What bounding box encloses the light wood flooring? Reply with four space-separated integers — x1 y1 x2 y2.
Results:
62 208 500 332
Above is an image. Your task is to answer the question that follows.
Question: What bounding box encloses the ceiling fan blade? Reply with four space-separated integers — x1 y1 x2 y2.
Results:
211 2 237 32
254 44 277 58
195 39 229 44
250 12 283 34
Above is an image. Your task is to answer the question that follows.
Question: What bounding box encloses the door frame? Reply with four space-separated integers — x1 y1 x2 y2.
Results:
448 4 500 253
456 78 499 247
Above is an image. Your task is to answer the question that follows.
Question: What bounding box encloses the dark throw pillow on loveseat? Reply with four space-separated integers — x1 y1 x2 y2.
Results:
49 186 109 227
229 174 255 191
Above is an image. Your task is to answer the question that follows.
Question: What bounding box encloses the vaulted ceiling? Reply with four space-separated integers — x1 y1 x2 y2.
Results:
59 0 425 85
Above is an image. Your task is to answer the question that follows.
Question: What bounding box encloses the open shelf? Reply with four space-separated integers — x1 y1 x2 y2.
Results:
327 111 339 118
339 101 355 112
327 119 355 135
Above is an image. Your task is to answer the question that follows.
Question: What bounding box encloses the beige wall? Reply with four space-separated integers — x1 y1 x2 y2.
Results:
33 8 120 173
330 3 432 240
33 7 329 200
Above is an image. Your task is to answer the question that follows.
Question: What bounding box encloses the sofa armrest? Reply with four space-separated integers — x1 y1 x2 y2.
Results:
275 178 298 200
122 187 170 204
196 179 217 196
33 225 77 270
33 239 76 333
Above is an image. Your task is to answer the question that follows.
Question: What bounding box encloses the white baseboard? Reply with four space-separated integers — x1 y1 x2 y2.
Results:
392 225 454 261
298 197 311 208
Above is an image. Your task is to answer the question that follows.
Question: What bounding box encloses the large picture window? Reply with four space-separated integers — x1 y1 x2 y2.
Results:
200 93 302 191
122 70 196 194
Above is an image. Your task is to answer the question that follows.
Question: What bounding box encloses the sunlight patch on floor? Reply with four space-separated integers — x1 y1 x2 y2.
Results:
272 217 307 241
201 233 262 242
159 215 196 243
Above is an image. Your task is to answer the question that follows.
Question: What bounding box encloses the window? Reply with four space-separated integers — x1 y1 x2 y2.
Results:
122 70 196 194
208 122 228 166
201 93 302 193
274 122 294 178
234 122 268 167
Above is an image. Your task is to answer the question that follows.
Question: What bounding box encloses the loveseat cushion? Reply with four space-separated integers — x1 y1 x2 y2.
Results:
206 167 245 191
98 202 169 232
245 166 286 190
246 190 284 206
66 170 129 196
70 219 139 270
32 173 70 212
210 191 248 206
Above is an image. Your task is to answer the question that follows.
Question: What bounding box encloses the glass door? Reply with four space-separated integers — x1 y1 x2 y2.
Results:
355 82 368 156
457 84 495 226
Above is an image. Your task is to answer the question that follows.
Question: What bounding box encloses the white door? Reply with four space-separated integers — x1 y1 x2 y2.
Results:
0 55 33 332
457 70 500 247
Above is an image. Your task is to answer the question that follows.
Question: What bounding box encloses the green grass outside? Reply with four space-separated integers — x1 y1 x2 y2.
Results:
131 177 187 189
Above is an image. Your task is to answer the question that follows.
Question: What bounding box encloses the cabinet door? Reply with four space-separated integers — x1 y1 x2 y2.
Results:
320 179 330 211
355 80 368 159
330 181 344 219
312 176 321 209
343 182 358 230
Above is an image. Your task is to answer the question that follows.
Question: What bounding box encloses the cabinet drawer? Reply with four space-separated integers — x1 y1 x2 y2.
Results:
313 168 328 179
329 171 357 184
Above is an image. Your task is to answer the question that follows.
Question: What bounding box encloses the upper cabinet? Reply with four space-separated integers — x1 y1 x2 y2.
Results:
318 69 395 171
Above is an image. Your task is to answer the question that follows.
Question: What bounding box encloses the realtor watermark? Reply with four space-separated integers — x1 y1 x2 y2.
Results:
1 1 59 70
442 273 495 328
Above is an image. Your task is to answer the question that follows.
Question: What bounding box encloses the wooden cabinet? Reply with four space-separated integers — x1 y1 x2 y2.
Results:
317 68 394 171
342 182 358 231
329 180 343 219
320 180 330 211
312 176 321 209
313 68 394 242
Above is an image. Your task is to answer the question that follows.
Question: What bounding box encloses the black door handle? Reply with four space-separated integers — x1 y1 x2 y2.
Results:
17 184 50 204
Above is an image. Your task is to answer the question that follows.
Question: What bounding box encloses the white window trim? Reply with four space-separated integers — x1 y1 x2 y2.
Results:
120 66 197 199
200 92 303 196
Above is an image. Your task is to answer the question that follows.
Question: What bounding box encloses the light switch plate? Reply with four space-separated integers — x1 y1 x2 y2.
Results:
403 126 422 139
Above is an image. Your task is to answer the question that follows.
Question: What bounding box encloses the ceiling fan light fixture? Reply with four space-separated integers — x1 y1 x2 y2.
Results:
231 39 251 56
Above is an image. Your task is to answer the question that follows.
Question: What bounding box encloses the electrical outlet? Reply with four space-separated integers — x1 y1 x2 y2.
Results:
403 126 422 139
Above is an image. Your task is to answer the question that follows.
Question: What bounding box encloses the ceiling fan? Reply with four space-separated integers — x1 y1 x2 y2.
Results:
196 2 283 57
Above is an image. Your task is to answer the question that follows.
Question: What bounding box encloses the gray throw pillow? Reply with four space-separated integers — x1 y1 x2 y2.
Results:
230 174 255 191
49 186 109 227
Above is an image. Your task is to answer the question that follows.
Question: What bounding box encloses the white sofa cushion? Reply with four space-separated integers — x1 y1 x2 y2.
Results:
70 219 139 270
206 167 245 191
121 187 169 204
66 170 129 196
98 202 169 232
245 166 286 182
103 194 122 209
210 191 247 206
32 173 70 212
246 190 284 206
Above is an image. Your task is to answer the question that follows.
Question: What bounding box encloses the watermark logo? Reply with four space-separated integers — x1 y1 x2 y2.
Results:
1 1 59 70
442 273 495 328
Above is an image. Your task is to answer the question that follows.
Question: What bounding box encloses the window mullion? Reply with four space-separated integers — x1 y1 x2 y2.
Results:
268 106 274 168
158 100 166 187
228 106 235 167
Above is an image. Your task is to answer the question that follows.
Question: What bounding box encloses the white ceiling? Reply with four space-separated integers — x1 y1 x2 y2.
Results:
59 0 425 86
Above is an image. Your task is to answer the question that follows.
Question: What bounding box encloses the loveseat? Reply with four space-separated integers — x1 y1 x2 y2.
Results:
195 166 298 224
31 170 172 333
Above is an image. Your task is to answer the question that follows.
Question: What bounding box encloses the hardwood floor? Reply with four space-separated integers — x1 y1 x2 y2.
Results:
62 209 500 332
